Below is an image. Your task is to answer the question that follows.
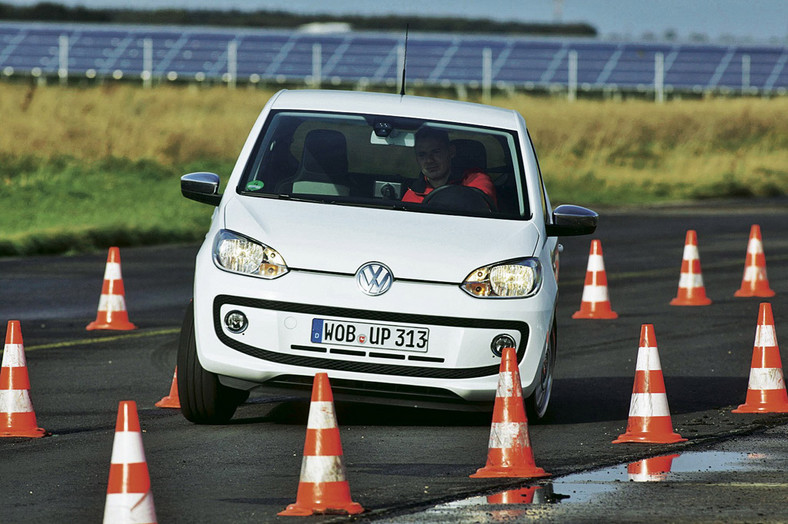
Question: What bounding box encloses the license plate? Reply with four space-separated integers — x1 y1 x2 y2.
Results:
310 318 429 352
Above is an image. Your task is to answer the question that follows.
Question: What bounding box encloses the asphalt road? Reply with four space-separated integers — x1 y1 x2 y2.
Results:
1 198 787 522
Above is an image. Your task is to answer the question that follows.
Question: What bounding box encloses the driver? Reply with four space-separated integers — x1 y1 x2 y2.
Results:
402 127 497 206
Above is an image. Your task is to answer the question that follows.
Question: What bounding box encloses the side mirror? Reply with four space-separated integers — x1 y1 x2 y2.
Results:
546 204 598 237
181 172 222 206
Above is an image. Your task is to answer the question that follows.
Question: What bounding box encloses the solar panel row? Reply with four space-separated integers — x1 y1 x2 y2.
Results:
1 21 786 92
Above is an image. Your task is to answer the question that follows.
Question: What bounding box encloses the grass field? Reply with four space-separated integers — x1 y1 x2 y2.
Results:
2 82 786 256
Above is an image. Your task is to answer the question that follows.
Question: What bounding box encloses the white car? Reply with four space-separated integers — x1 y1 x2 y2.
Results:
178 89 596 424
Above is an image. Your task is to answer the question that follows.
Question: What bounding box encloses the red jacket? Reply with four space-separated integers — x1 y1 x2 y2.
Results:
402 170 497 206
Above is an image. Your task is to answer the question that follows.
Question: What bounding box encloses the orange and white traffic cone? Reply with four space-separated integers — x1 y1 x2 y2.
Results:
734 225 775 298
572 239 618 319
732 303 788 413
87 246 137 331
103 400 157 524
627 454 680 482
279 373 364 516
155 367 180 409
670 230 712 306
470 347 550 478
0 320 47 438
613 324 686 444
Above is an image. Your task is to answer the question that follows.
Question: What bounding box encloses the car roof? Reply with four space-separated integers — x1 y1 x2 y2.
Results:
268 89 523 130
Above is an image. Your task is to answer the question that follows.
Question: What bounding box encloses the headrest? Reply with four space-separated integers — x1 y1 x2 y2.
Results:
451 139 487 174
302 129 348 174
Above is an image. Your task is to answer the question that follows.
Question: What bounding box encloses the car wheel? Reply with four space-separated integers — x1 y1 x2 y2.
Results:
177 301 249 424
526 318 556 421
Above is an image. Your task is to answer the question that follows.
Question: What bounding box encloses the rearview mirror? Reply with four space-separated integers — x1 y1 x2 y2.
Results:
369 129 414 147
181 172 222 206
545 204 598 237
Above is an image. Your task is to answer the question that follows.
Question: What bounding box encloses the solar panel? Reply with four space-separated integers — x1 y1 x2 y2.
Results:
0 21 785 93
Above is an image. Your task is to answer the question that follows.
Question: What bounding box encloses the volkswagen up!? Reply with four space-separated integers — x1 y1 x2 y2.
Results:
178 89 597 423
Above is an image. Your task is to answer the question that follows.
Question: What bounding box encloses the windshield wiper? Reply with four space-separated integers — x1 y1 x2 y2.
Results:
325 199 414 211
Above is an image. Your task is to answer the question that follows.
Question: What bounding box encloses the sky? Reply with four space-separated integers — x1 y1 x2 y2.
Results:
3 0 787 42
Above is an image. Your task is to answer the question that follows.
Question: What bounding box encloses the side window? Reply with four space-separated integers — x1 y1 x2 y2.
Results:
526 130 550 225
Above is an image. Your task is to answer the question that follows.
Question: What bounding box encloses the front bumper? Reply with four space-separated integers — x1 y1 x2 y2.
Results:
193 258 556 404
214 294 528 379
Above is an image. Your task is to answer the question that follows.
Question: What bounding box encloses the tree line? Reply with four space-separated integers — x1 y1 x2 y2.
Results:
0 2 597 37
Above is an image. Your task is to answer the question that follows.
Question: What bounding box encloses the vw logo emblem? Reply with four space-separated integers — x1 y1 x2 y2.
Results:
356 262 393 296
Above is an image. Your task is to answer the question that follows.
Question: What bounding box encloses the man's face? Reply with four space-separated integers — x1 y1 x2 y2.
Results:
415 136 454 187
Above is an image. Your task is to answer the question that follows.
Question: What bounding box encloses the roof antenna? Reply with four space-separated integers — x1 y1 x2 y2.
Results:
399 24 409 96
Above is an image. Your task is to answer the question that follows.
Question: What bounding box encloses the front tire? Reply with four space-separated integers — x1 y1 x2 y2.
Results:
526 318 556 421
177 301 249 424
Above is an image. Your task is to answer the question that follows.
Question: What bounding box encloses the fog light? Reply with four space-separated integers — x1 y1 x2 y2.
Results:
225 310 248 334
491 334 516 357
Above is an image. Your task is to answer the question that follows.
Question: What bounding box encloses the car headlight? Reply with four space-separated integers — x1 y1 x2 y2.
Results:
213 229 288 279
462 258 542 298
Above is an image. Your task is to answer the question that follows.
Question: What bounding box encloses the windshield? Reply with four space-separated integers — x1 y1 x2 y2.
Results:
238 110 529 219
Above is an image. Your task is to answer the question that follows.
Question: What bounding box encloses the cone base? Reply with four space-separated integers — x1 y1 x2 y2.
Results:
732 403 788 413
612 432 686 444
669 297 712 306
571 309 618 320
154 396 180 409
734 288 776 298
470 465 550 479
278 501 364 516
0 427 48 438
86 320 137 331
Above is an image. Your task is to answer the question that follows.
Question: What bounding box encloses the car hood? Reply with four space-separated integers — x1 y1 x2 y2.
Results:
223 196 540 283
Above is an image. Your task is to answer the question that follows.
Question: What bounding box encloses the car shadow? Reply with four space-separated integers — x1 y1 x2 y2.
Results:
232 397 492 427
231 375 750 427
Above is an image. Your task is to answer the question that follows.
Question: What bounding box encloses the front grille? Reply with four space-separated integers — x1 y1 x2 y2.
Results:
214 294 528 379
267 374 465 402
292 344 444 363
